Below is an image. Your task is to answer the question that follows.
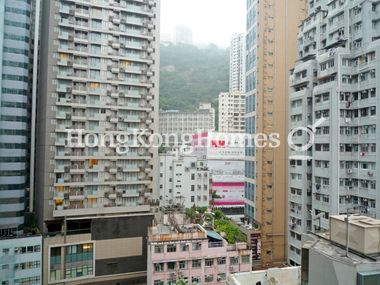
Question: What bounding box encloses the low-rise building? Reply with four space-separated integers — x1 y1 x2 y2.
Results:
302 215 380 285
0 235 42 285
227 267 301 285
159 153 210 209
147 222 252 285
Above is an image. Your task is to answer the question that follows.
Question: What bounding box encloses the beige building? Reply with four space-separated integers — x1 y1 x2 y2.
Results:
244 0 307 268
34 0 160 284
218 92 245 133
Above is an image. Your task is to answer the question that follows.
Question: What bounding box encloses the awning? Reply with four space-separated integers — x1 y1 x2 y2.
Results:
207 230 223 241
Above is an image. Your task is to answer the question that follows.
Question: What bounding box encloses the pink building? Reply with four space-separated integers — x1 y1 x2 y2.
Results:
147 224 252 285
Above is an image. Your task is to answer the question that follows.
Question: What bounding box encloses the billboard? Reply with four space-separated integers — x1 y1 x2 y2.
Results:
192 132 245 160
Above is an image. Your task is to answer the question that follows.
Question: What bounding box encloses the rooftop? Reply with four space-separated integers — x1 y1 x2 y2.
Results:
331 215 380 229
148 224 208 242
304 233 380 264
228 267 301 285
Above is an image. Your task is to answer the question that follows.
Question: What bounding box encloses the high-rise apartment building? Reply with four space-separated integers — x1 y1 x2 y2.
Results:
35 0 160 284
244 0 307 268
0 0 33 234
230 33 245 93
218 92 245 133
159 103 215 137
288 0 380 265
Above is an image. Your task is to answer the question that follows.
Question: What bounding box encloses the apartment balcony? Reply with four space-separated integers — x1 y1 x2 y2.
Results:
289 208 303 220
288 236 302 250
313 200 330 212
313 167 330 178
69 194 85 201
289 194 303 204
289 89 309 99
327 19 345 34
339 167 359 178
288 250 301 264
357 188 377 200
373 10 380 21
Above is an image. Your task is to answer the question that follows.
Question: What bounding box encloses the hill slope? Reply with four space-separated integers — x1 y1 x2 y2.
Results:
159 44 229 111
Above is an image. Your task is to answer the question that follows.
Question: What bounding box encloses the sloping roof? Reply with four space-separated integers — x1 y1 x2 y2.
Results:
207 230 223 241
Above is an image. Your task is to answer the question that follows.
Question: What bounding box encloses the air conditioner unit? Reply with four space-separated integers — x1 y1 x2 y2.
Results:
347 169 353 174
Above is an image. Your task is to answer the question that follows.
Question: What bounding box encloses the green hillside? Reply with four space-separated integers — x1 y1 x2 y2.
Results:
159 43 229 111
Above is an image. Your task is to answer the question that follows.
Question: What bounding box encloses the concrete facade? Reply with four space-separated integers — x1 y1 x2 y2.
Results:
0 0 33 233
159 153 210 209
244 0 307 268
147 223 252 285
218 92 245 133
303 229 380 285
288 0 380 265
159 103 215 139
227 267 301 285
43 214 154 285
34 0 160 283
229 33 245 93
0 235 42 285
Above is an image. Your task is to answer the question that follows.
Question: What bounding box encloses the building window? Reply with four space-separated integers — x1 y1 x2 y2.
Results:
192 276 201 284
205 275 214 282
217 257 226 265
205 258 214 267
192 242 201 251
154 263 164 272
154 280 164 285
217 273 226 281
192 259 202 268
230 257 239 265
241 255 250 264
180 243 189 252
167 262 176 271
167 244 176 253
179 261 187 269
154 245 164 253
2 248 9 255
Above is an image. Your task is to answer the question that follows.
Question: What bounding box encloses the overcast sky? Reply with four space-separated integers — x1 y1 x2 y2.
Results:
160 0 246 48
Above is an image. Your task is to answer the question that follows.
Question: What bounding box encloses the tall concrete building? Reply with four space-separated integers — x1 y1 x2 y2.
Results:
218 91 245 133
35 0 160 284
230 33 245 93
0 0 34 234
288 0 380 265
159 103 215 137
244 0 307 268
